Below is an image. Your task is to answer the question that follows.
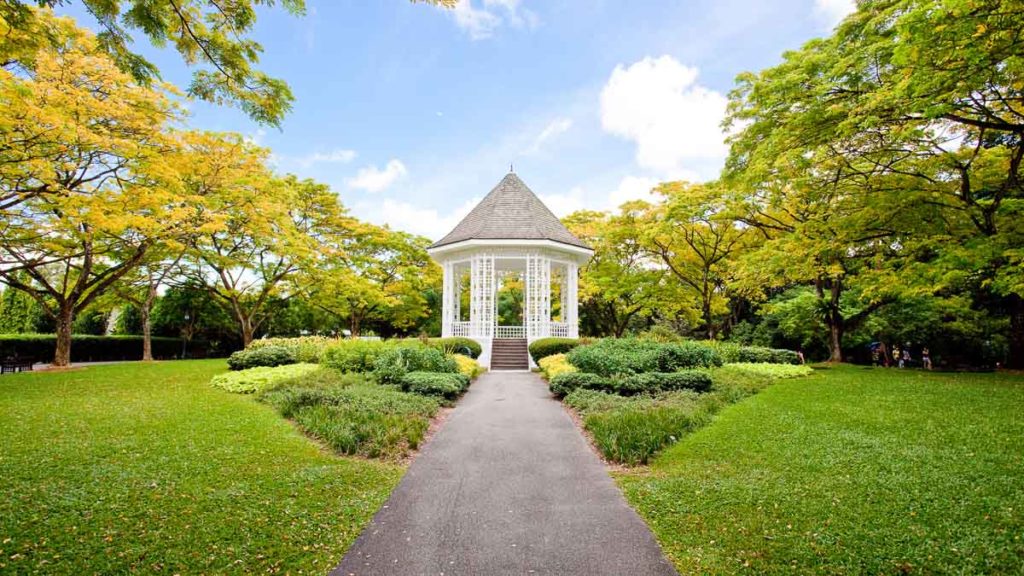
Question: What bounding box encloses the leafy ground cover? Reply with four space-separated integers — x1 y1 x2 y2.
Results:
0 360 402 574
617 366 1024 574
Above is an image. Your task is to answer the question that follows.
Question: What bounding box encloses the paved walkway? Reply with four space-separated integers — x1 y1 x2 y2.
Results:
332 371 678 576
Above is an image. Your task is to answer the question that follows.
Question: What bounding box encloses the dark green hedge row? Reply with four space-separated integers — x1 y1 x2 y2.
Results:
0 334 194 362
400 371 471 399
528 337 582 362
550 370 712 397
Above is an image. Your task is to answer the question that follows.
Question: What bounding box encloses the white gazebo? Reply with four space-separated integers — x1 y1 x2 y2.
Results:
427 172 593 370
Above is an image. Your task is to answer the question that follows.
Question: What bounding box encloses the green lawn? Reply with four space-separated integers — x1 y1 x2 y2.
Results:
617 365 1024 574
0 360 402 574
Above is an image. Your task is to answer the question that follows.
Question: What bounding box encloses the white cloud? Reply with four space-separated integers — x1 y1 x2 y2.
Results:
245 128 267 146
523 117 573 155
346 159 408 193
296 148 357 168
355 197 479 240
814 0 856 28
600 55 729 176
539 186 586 217
449 0 538 40
606 175 661 209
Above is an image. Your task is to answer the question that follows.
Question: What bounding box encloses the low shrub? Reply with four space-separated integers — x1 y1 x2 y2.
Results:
259 374 440 459
211 363 323 394
452 354 483 379
549 372 609 397
613 370 713 395
322 339 390 373
428 337 482 359
538 353 577 380
584 401 719 466
710 341 801 365
373 344 459 385
563 389 633 415
567 338 721 377
247 336 337 363
226 345 296 370
528 337 581 362
401 371 471 399
727 362 813 379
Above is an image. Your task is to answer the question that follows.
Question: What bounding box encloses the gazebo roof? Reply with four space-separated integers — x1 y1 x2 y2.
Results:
429 172 591 251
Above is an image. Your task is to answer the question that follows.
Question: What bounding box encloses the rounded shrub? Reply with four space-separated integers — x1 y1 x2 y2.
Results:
248 336 336 363
401 371 471 398
226 345 296 371
566 338 662 376
656 341 723 371
538 353 577 380
613 371 713 395
528 337 582 362
549 372 610 397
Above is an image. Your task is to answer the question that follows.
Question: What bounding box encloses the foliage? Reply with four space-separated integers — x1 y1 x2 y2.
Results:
400 371 470 399
248 336 338 363
612 371 714 395
0 360 401 574
528 337 581 362
428 337 482 359
0 11 192 366
260 375 440 459
0 285 47 334
321 339 390 372
618 366 1024 573
567 338 722 377
585 400 718 466
372 344 458 386
720 362 813 380
709 341 801 365
549 372 609 398
210 363 321 394
225 345 296 371
0 334 188 362
538 353 577 380
562 389 634 415
452 354 482 379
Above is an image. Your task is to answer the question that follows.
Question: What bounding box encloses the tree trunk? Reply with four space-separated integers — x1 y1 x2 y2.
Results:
141 307 153 361
703 297 715 340
828 321 844 363
1008 294 1024 369
53 303 74 367
350 314 361 338
240 317 255 347
817 276 844 363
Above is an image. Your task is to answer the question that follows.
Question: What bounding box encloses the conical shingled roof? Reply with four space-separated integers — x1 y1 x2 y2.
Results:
430 173 590 250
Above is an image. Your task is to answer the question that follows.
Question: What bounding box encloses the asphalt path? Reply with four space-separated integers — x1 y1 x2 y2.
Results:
332 371 678 576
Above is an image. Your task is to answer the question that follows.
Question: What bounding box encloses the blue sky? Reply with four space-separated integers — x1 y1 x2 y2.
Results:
60 0 854 239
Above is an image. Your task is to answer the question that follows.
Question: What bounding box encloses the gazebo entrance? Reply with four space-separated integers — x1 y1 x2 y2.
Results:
427 173 593 370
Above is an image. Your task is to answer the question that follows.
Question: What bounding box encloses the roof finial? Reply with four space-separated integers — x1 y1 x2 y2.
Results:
510 162 514 173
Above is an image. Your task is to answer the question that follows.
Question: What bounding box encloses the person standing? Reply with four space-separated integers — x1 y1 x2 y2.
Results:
922 347 932 370
902 346 912 369
893 344 902 368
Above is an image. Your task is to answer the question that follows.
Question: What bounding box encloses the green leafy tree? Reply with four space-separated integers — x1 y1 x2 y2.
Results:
0 1 456 126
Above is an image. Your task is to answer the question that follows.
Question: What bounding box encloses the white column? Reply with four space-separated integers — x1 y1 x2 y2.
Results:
470 253 494 338
525 254 551 339
441 260 452 337
568 262 579 338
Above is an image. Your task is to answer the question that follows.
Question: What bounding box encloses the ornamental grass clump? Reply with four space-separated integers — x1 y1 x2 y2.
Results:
372 344 458 386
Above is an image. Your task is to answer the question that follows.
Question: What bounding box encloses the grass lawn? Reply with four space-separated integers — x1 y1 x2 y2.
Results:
0 360 402 574
617 365 1024 574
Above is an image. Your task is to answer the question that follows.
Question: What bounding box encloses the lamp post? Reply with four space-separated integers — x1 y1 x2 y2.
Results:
181 313 191 359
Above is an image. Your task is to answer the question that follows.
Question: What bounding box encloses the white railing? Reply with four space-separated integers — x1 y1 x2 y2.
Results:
550 322 571 338
451 321 471 337
495 325 525 339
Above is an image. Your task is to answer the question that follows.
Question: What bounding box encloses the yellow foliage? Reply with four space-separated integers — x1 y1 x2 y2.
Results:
538 354 576 381
453 354 482 379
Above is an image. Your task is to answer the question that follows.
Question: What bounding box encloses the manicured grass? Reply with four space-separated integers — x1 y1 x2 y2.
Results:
0 360 403 574
617 366 1024 574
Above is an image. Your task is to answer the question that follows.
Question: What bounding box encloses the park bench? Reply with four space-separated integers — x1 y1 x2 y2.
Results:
1 355 36 374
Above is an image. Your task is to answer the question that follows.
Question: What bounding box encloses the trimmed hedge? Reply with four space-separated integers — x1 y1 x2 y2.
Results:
428 337 482 359
0 334 191 362
528 337 581 362
567 338 722 377
401 371 471 399
226 345 296 370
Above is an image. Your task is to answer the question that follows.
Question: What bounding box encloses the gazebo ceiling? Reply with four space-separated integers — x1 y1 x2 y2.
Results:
429 172 591 251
